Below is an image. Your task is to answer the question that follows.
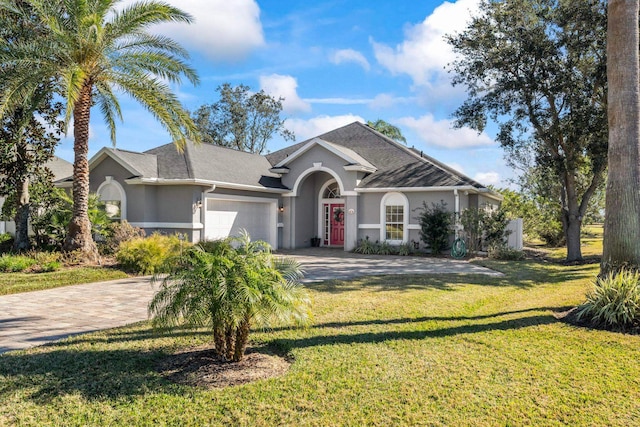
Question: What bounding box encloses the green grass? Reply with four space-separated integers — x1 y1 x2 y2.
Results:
2 259 640 426
0 267 129 295
530 224 604 262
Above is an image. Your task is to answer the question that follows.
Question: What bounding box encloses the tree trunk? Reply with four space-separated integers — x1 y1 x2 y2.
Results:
601 0 640 275
224 325 235 361
12 175 30 251
213 327 226 358
63 81 98 262
232 318 251 362
561 170 583 262
563 211 582 263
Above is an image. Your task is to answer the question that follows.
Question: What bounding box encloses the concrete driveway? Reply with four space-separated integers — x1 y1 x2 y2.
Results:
0 250 500 354
283 248 502 282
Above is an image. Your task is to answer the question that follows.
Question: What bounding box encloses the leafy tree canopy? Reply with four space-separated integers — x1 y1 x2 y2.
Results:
367 119 407 144
192 83 294 154
0 0 200 259
448 0 607 262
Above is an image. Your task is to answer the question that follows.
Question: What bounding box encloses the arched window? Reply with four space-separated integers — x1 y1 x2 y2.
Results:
323 181 341 199
96 176 126 221
380 192 408 244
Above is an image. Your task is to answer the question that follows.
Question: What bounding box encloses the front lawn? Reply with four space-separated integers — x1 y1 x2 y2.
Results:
1 260 639 426
0 267 129 295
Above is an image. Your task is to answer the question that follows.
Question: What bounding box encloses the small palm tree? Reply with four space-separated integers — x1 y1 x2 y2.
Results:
149 231 311 362
0 0 199 261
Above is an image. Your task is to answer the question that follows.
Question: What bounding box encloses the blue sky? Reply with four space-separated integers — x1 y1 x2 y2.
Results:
57 0 511 187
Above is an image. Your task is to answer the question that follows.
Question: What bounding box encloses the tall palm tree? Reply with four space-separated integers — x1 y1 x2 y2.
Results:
0 0 199 260
601 0 640 275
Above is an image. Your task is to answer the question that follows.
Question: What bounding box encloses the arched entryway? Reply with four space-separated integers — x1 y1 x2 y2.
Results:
318 180 345 246
285 168 348 249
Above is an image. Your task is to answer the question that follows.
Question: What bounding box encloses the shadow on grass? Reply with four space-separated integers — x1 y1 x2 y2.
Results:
40 326 212 348
307 260 595 294
0 347 175 403
309 306 572 330
0 327 215 403
273 313 560 353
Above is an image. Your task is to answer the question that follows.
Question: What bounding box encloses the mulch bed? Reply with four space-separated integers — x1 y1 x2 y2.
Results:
157 344 291 389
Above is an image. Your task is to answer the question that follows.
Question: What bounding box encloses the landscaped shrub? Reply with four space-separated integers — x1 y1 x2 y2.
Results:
575 269 640 330
149 231 311 362
354 237 378 254
483 208 510 249
353 238 415 256
31 189 111 249
460 208 484 255
0 233 13 253
101 220 146 254
39 261 62 272
460 207 511 255
488 245 525 260
377 240 393 255
416 200 452 255
397 242 414 256
116 233 184 274
0 254 36 272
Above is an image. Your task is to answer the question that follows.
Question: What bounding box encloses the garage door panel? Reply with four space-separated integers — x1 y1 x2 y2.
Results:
205 199 273 245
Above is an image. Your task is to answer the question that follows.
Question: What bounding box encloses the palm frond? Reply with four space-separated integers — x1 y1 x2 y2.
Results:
94 80 122 144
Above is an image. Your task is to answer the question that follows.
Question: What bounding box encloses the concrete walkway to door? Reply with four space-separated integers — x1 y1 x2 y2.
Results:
0 250 501 354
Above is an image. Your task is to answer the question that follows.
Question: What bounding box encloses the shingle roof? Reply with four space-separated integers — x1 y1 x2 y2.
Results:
145 142 287 189
267 121 487 189
110 149 158 178
46 156 73 181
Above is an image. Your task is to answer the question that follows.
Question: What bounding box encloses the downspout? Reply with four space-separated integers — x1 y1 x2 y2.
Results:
454 189 460 239
201 185 216 241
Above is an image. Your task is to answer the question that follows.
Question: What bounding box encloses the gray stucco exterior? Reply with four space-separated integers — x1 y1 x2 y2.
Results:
67 121 502 251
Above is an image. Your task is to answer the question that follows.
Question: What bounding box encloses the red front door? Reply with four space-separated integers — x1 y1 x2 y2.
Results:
330 203 345 246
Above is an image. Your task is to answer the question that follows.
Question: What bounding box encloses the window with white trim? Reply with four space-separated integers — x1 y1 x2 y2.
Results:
385 205 403 241
323 182 341 199
381 192 408 244
97 176 126 221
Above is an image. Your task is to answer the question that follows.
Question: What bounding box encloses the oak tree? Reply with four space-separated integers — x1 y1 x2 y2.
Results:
448 0 607 262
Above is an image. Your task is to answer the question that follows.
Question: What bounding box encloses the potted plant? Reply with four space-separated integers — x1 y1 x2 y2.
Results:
310 236 321 247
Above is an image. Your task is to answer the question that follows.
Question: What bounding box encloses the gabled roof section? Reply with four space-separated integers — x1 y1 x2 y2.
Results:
144 141 287 190
267 121 488 190
89 147 158 179
274 137 376 172
47 156 73 181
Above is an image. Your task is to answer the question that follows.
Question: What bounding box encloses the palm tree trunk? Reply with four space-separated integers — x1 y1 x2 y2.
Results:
232 318 251 362
224 325 236 361
13 175 30 251
63 81 98 262
213 327 226 358
602 0 640 275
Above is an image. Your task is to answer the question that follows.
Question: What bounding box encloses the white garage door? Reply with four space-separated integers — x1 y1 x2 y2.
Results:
205 198 275 246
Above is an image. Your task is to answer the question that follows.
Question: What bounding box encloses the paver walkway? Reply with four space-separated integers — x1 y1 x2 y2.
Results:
0 250 501 354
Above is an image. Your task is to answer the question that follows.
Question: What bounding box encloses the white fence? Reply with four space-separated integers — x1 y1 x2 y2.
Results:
506 218 524 250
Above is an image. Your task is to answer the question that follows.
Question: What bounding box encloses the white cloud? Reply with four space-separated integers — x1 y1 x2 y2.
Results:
286 114 365 141
474 171 501 186
304 97 371 105
259 74 311 114
329 49 371 71
368 93 415 109
124 0 265 62
371 0 481 86
398 114 494 148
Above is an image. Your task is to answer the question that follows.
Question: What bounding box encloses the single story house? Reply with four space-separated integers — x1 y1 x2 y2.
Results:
58 121 502 251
